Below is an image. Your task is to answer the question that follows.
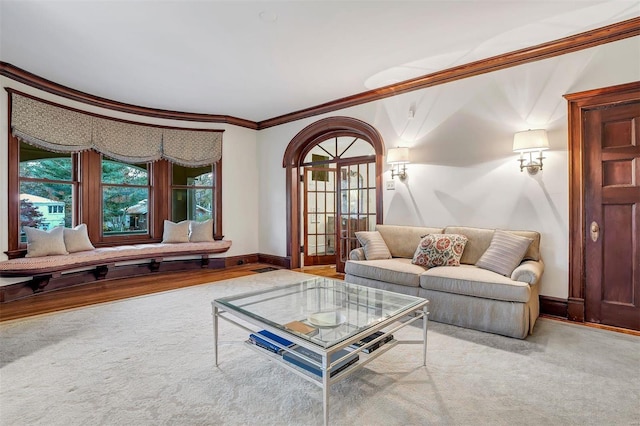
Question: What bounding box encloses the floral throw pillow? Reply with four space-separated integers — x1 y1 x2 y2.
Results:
411 234 468 268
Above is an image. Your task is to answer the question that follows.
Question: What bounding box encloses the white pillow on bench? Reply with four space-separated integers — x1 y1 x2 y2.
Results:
63 224 95 253
162 220 190 243
189 219 214 242
24 226 69 258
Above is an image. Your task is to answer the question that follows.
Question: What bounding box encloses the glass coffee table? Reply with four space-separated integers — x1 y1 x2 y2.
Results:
212 276 429 426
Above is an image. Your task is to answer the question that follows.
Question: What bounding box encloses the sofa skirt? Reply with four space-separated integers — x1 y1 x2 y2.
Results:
418 289 530 339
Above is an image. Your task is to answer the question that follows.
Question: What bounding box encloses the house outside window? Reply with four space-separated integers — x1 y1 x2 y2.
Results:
101 159 150 236
18 142 75 242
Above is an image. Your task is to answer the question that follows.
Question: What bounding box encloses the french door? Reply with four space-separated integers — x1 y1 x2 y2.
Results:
303 166 337 266
335 161 378 272
301 152 377 273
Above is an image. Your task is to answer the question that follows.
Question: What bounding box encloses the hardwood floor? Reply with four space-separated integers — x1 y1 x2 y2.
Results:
3 264 636 337
0 263 344 322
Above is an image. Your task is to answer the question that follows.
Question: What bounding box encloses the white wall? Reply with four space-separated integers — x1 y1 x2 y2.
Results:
0 77 260 285
257 36 640 299
2 36 638 298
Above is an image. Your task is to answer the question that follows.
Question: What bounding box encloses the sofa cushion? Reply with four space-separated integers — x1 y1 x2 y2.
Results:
355 231 392 260
345 258 423 287
411 234 468 267
444 226 541 264
24 226 69 258
376 224 444 258
419 264 531 303
476 230 532 276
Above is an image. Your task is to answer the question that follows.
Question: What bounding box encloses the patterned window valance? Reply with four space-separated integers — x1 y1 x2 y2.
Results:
11 94 223 166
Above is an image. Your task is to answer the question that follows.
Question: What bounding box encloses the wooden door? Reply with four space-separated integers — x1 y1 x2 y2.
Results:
584 100 640 330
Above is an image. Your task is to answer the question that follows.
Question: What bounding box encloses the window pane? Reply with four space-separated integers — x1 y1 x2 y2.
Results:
102 160 148 185
172 188 213 222
19 182 72 242
172 164 212 186
102 187 149 235
20 142 72 181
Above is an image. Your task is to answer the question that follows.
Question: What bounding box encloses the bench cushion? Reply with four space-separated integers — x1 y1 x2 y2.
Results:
0 241 232 275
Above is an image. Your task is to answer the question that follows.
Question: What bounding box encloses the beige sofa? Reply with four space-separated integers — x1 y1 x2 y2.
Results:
345 225 544 339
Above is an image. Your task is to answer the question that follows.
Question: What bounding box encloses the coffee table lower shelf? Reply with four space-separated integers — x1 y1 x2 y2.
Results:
243 338 400 386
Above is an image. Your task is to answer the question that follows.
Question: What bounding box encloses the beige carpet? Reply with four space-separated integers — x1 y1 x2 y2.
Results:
1 270 639 426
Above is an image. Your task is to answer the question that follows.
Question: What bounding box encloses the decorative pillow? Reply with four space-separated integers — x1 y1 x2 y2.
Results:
411 234 468 267
475 230 533 277
189 219 214 242
162 220 190 243
354 231 392 260
24 226 69 258
63 224 95 253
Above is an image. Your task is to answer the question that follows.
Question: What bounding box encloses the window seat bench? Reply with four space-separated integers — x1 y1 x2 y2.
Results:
0 240 232 302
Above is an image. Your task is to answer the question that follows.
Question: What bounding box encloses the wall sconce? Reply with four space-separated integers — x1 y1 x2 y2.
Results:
513 129 549 175
387 147 409 180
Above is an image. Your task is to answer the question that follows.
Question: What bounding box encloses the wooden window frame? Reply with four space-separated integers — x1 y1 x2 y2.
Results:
6 116 223 259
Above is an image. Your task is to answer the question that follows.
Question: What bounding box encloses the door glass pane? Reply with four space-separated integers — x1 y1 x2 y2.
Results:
308 235 317 256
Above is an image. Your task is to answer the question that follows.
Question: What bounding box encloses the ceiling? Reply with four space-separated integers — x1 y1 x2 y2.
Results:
1 1 638 123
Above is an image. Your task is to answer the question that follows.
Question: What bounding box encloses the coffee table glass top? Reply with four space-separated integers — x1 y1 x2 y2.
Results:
215 277 426 348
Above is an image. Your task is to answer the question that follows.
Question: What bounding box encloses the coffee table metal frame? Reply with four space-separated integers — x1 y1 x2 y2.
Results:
211 279 429 426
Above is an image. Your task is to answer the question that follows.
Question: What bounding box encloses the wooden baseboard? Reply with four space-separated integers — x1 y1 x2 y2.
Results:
539 295 568 319
258 253 291 269
224 254 259 268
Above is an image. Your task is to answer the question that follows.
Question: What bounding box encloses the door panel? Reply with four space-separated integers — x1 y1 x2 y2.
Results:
336 162 377 272
303 167 336 266
584 101 640 330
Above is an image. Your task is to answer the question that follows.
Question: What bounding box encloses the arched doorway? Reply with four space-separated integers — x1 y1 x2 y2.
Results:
282 117 385 271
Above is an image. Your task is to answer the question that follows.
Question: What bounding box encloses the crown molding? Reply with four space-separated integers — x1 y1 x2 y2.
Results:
2 17 638 131
257 17 640 129
0 62 259 130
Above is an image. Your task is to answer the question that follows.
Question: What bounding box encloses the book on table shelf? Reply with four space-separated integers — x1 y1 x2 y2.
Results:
248 330 294 355
282 345 359 378
284 320 319 336
349 330 394 354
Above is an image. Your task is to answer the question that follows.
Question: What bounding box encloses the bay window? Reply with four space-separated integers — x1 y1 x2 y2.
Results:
7 92 223 256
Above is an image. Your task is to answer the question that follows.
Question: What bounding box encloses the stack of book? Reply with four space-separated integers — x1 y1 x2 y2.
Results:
349 330 394 354
248 330 294 354
283 345 359 378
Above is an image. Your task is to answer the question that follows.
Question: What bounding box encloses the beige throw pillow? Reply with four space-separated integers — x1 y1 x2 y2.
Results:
189 219 214 242
475 230 533 277
412 234 468 267
63 224 95 253
162 220 190 243
354 231 392 260
24 226 68 258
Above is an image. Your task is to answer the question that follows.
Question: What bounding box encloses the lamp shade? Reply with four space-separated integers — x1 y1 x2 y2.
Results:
387 147 409 164
513 129 549 153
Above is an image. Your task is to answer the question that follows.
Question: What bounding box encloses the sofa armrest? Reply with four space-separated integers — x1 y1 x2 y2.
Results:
349 247 366 261
511 259 544 284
